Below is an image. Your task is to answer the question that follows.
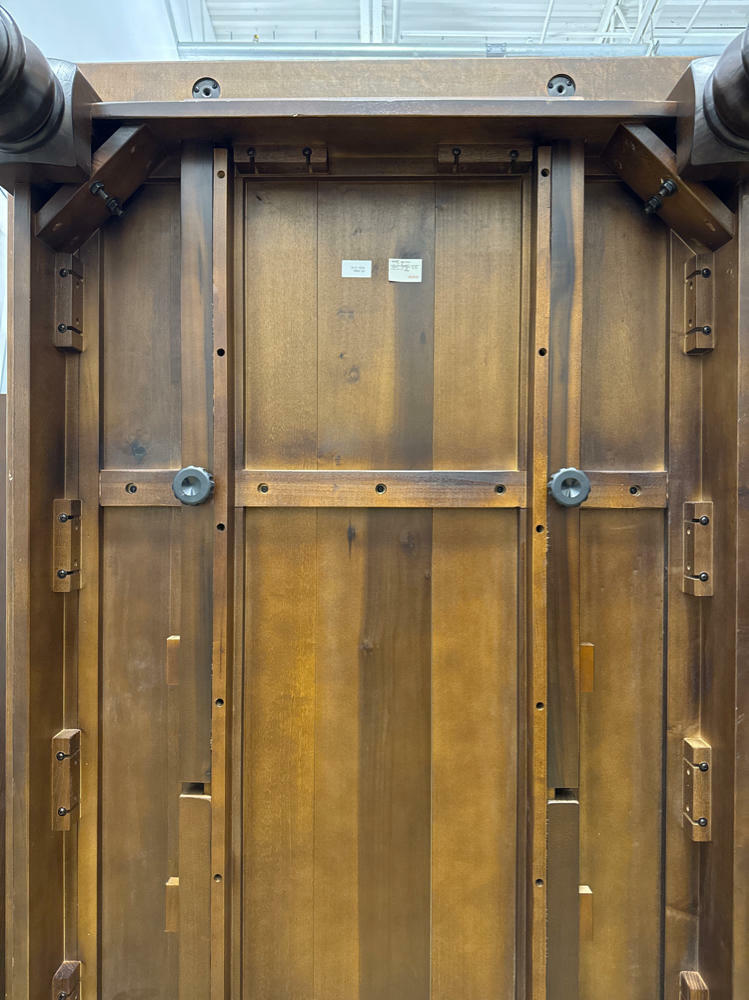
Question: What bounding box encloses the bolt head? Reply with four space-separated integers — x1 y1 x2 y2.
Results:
57 569 67 579
698 817 708 827
701 267 712 278
699 572 709 582
56 751 66 761
699 515 710 525
57 807 67 816
699 761 709 772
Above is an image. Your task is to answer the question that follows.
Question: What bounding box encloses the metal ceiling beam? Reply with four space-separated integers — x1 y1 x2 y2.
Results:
631 0 662 43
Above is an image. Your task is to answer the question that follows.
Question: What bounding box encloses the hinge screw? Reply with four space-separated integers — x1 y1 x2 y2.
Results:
699 761 710 771
699 572 709 582
698 817 708 827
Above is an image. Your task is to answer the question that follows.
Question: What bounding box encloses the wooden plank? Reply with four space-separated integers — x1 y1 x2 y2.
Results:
35 125 162 252
242 509 317 997
547 798 580 999
431 509 518 998
99 466 666 508
210 146 234 1000
6 184 67 999
179 145 214 788
579 510 664 998
166 634 180 686
546 139 584 792
433 180 522 468
579 885 593 943
100 509 177 998
581 181 668 471
698 184 741 997
579 643 595 694
165 876 180 933
77 232 102 998
603 124 734 251
243 182 317 469
179 793 212 999
680 970 710 998
527 146 552 1000
317 182 435 469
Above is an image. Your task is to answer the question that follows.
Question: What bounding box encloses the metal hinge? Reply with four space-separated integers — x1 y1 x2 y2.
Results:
52 500 82 592
684 253 714 355
682 737 712 842
52 959 81 999
54 253 83 352
437 144 533 173
52 729 81 831
682 501 713 596
680 970 710 998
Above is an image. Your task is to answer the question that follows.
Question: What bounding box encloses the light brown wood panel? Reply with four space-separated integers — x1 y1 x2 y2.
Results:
430 509 518 999
317 183 435 469
242 509 317 998
179 793 212 998
581 180 667 470
244 182 318 468
433 181 522 468
100 508 177 998
101 182 181 469
579 509 664 999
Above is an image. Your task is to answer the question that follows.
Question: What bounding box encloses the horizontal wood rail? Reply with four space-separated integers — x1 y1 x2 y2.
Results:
99 469 667 509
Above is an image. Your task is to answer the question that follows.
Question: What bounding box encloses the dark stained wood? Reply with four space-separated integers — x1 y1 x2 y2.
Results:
604 124 735 250
547 798 580 999
35 125 162 252
546 140 584 793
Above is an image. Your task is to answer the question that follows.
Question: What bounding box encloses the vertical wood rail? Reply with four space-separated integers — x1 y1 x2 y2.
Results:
545 140 584 1000
77 233 102 997
527 146 551 1000
211 147 234 999
179 143 214 998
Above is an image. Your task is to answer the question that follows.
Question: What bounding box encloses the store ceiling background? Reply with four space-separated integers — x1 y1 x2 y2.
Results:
14 0 749 61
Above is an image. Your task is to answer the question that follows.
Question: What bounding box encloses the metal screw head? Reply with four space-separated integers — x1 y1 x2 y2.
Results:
125 482 137 494
698 817 708 827
701 267 712 278
547 73 576 97
57 807 67 816
699 572 710 582
699 515 710 525
56 751 66 761
57 569 67 579
58 512 69 522
699 761 710 772
702 325 712 335
192 76 220 99
57 323 67 332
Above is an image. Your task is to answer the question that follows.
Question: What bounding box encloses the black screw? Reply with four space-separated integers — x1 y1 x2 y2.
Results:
699 761 710 772
375 483 387 494
629 485 640 495
699 515 710 525
57 569 68 579
56 751 66 761
699 572 709 582
644 178 678 215
57 807 67 817
495 484 505 494
687 267 711 280
698 817 708 827
258 483 269 493
125 483 137 494
57 323 67 332
58 513 69 522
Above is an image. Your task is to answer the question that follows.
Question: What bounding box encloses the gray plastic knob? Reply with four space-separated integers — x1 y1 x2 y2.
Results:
548 467 591 508
172 466 215 506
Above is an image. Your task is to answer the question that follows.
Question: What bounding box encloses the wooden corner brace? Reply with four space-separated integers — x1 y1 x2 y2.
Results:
52 960 81 1000
603 124 735 251
35 124 162 253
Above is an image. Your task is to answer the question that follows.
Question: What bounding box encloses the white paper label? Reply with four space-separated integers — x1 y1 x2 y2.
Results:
388 258 423 282
341 259 372 278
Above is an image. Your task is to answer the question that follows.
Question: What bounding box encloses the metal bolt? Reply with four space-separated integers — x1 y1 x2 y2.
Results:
687 267 712 279
58 513 69 522
644 178 678 215
699 761 710 772
56 751 66 761
699 515 710 525
698 817 708 827
57 807 67 816
125 483 137 494
699 572 709 582
57 569 68 579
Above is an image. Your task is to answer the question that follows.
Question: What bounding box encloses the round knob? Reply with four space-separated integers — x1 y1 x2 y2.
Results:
172 466 215 506
548 467 591 508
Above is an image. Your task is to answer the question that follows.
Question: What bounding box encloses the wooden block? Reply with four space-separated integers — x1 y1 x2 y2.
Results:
179 793 211 998
436 143 533 173
547 798 580 998
165 876 179 933
51 729 81 831
580 643 595 694
683 737 712 841
234 144 328 173
52 960 81 1000
166 634 180 686
603 124 734 251
680 970 710 998
579 885 593 942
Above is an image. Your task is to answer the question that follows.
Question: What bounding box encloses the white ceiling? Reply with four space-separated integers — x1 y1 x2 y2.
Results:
170 0 749 55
